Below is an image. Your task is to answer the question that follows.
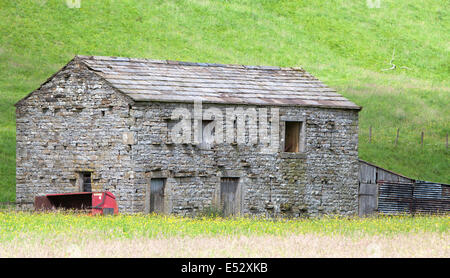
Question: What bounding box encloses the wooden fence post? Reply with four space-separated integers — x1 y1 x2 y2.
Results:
421 131 424 147
395 128 399 146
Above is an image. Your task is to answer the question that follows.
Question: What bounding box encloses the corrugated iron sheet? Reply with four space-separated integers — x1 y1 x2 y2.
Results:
378 181 450 215
378 182 414 214
414 181 443 199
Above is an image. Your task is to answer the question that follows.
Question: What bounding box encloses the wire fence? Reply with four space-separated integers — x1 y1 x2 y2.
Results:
361 127 449 149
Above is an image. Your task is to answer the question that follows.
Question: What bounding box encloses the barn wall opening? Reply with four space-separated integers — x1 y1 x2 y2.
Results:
201 120 214 149
220 177 240 216
150 178 166 213
284 121 303 153
78 172 92 192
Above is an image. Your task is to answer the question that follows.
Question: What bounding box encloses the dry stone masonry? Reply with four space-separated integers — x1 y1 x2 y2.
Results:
16 55 361 217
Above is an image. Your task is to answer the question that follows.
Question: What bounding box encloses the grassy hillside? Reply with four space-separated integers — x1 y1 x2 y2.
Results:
0 0 448 202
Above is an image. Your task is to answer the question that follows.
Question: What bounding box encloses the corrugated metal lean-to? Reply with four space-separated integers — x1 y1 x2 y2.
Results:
359 160 449 216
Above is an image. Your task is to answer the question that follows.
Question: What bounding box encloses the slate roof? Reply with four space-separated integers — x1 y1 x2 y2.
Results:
78 55 360 110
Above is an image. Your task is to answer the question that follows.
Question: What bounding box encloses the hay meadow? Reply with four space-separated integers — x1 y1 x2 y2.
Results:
0 211 448 257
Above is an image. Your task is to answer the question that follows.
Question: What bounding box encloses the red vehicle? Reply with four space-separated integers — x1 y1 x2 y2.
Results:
34 191 119 215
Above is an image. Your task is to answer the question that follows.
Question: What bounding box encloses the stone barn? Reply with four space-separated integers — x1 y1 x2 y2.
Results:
15 55 361 217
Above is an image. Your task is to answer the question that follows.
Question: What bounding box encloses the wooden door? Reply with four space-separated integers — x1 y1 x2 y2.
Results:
150 178 165 213
358 183 378 216
220 178 239 216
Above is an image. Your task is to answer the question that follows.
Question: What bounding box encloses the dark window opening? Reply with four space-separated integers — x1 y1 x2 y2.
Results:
80 172 92 192
284 121 302 153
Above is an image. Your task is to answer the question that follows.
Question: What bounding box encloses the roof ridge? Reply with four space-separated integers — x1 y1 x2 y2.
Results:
75 55 306 72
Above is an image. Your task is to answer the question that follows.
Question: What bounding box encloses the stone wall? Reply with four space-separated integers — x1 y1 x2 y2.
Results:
130 102 359 217
15 59 136 211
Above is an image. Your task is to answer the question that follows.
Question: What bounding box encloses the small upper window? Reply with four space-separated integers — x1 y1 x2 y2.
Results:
284 121 303 153
201 120 215 149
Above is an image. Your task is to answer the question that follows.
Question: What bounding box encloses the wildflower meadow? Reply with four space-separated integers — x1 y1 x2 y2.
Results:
0 210 448 257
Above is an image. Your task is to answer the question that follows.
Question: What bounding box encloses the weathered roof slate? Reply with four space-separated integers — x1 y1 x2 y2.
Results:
78 55 360 110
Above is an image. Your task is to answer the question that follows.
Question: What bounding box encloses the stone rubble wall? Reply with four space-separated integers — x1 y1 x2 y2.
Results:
130 102 359 217
15 59 136 211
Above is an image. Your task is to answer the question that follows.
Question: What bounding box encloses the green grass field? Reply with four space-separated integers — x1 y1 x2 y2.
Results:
0 211 448 257
2 211 448 239
0 0 449 202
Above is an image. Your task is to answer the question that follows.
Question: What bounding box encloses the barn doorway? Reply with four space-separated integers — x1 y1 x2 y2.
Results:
150 178 166 213
358 183 378 216
220 177 240 217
